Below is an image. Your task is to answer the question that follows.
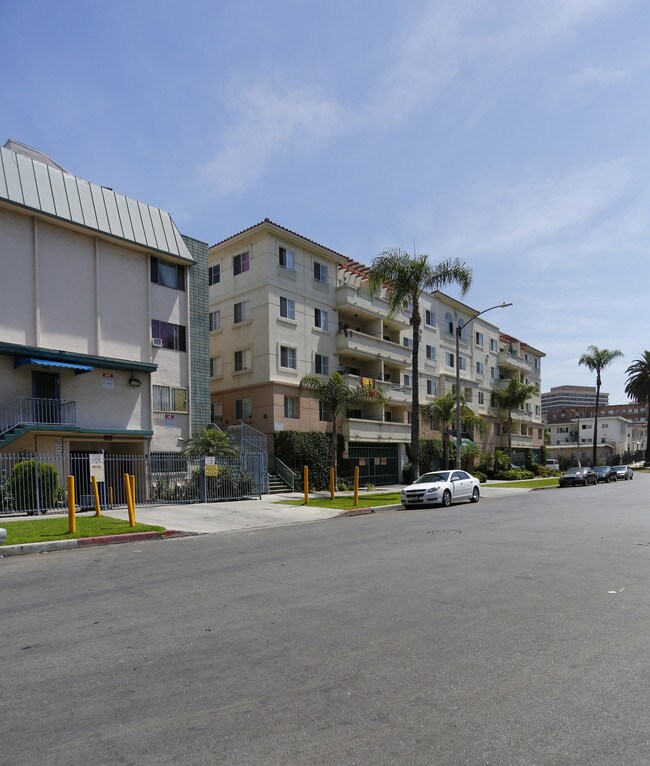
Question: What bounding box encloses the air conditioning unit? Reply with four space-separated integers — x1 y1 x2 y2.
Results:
151 338 163 347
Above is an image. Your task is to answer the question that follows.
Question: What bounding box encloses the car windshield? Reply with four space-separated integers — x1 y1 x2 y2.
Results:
565 468 582 475
414 472 450 484
613 466 625 470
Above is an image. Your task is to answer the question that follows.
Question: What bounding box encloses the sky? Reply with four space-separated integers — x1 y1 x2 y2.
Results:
3 0 649 403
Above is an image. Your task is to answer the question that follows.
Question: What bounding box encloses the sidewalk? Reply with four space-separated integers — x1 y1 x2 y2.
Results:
1 483 531 557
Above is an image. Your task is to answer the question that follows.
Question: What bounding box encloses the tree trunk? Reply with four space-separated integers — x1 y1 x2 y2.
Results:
410 311 421 479
646 402 650 466
592 378 600 467
331 417 338 486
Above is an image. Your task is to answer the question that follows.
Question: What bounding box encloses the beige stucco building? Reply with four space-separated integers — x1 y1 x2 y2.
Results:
209 220 545 481
0 139 209 458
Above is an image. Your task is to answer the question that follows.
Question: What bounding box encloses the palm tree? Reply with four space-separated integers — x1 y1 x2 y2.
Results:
578 345 623 466
421 390 486 469
367 249 472 479
491 377 538 458
624 351 650 465
300 371 384 484
181 426 240 457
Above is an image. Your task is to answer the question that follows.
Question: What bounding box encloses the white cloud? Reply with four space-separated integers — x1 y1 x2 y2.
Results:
569 65 632 85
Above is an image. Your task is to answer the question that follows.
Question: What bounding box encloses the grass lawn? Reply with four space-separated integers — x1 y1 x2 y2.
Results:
276 492 401 510
488 477 559 489
1 515 165 546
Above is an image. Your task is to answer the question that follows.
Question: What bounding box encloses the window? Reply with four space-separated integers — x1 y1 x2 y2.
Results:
535 405 540 416
233 300 250 324
280 346 297 369
426 345 436 361
426 379 437 396
475 331 484 347
234 348 251 372
280 296 295 320
490 338 498 353
208 264 220 285
235 398 252 420
445 312 454 334
233 251 250 275
209 310 221 331
458 356 467 371
445 352 455 368
151 320 186 352
279 246 295 270
314 308 329 330
404 373 412 387
211 402 222 423
313 261 328 284
425 309 436 327
284 396 298 418
494 423 501 436
491 366 499 380
150 257 185 291
403 337 413 348
476 361 484 375
153 385 187 412
315 354 329 375
209 356 222 378
319 402 330 421
478 391 485 405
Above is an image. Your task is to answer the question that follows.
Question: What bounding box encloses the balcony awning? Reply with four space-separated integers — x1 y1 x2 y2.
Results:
15 357 93 374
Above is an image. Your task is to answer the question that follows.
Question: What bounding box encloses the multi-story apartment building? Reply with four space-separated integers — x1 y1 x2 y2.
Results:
546 401 647 425
546 415 646 465
209 220 545 480
541 385 609 421
0 139 209 457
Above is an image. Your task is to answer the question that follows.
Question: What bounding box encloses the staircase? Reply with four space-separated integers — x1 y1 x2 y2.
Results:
267 474 293 494
0 426 28 448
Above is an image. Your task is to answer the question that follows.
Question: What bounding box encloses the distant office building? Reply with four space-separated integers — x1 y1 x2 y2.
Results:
541 385 608 421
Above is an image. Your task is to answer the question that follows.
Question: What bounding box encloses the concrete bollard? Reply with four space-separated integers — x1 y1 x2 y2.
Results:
0 528 7 545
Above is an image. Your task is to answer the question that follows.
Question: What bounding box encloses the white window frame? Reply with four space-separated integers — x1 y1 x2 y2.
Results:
153 385 188 413
235 398 252 420
209 355 222 378
280 296 295 320
425 309 436 327
209 310 221 332
279 246 295 271
313 261 328 284
233 251 250 276
233 300 250 324
315 354 329 376
284 396 298 419
280 346 297 370
314 307 329 331
234 348 251 372
208 264 220 285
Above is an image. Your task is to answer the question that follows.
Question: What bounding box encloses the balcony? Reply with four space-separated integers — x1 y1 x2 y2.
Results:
1 397 77 437
498 349 533 373
342 418 411 442
506 432 534 448
337 330 411 366
336 284 410 325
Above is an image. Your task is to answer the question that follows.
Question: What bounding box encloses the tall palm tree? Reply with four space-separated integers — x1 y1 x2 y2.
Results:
491 377 538 458
578 345 623 466
181 426 240 457
421 390 486 469
367 249 472 479
624 351 650 465
300 371 384 484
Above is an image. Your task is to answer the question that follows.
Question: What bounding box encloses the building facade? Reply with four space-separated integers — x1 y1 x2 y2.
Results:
0 139 209 457
546 414 647 466
209 220 545 480
541 385 609 422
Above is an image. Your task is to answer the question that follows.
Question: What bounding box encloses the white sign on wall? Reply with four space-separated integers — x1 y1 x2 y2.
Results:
89 453 105 482
102 373 114 389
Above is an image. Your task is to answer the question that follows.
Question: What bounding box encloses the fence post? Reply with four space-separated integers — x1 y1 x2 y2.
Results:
67 475 76 534
353 466 359 507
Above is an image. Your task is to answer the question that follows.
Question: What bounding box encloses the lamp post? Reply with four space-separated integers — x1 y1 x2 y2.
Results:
455 302 512 469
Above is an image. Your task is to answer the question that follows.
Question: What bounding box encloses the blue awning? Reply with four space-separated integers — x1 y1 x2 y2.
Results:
15 357 93 374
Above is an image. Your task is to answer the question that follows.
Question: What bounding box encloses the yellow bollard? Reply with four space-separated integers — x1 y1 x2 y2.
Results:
303 465 309 505
67 475 76 534
130 474 136 524
353 466 359 507
91 475 102 517
330 467 335 500
124 473 135 527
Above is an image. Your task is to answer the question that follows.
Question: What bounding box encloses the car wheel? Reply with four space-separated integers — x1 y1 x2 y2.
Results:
470 487 480 503
441 490 452 507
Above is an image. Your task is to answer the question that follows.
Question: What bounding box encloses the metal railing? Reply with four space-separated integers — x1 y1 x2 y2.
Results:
0 397 76 436
0 451 265 515
270 456 297 491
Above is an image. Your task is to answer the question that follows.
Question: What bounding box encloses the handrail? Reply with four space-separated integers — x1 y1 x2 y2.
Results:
0 397 77 436
271 456 297 491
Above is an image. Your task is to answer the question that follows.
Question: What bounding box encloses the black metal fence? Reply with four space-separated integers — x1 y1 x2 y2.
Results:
0 451 265 516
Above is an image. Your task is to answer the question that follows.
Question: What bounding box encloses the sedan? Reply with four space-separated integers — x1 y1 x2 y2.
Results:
559 467 598 487
401 470 481 508
593 466 618 483
612 465 634 481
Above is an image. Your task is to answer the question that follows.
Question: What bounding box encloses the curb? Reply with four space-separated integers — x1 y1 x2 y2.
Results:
337 507 374 517
0 529 198 558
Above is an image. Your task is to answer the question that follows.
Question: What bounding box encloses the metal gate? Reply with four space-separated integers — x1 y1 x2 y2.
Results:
346 442 399 485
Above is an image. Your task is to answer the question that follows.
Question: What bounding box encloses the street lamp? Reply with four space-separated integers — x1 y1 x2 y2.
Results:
455 302 512 469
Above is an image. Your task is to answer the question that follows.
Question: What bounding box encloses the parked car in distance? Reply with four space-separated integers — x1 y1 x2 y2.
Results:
546 459 560 470
612 465 634 480
559 467 598 487
593 466 618 483
401 470 481 508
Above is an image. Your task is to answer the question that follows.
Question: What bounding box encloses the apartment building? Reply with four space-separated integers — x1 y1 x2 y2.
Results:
209 220 545 479
0 139 209 456
546 414 646 465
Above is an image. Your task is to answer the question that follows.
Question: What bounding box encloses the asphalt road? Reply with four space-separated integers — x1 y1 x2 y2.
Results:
2 476 649 765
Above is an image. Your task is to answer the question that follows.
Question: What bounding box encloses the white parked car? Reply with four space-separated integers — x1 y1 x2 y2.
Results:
401 470 481 508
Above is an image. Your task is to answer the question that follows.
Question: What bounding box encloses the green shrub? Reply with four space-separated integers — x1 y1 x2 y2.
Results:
274 431 348 491
495 468 534 481
9 459 61 512
473 471 487 483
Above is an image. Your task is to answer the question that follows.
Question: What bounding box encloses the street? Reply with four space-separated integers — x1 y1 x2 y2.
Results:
2 477 649 765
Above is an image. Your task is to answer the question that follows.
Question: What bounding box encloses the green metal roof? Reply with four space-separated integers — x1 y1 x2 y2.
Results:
0 342 157 374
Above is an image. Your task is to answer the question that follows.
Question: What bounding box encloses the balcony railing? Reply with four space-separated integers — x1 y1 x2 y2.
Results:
342 418 411 442
336 284 410 324
0 397 77 436
337 330 411 366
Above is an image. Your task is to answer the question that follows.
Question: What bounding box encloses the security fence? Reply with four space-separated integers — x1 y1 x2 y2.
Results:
0 451 265 516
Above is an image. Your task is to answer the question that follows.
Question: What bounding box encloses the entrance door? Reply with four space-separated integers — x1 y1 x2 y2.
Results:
32 372 61 423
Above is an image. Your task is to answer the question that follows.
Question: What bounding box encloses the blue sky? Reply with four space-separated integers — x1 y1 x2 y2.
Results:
3 0 648 403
